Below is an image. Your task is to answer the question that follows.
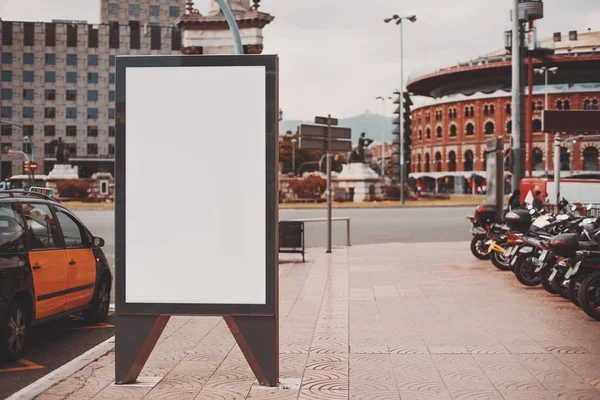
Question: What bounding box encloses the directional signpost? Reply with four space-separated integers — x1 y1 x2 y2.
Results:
298 116 351 253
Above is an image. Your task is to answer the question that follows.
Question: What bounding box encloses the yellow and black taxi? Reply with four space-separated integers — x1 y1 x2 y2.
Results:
0 189 111 361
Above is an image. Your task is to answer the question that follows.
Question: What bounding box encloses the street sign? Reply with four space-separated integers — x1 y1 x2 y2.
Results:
299 137 352 152
543 110 600 132
29 162 38 171
315 116 338 126
299 124 351 139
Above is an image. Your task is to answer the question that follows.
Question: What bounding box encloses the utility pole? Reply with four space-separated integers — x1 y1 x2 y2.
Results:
326 115 333 254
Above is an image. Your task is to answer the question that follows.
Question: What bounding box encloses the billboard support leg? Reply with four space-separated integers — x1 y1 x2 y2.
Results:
225 315 279 387
115 315 170 384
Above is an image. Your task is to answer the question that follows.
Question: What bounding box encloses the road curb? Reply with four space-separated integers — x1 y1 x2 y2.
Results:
7 336 115 400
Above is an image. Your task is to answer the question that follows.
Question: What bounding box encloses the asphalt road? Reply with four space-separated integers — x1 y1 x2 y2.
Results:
0 206 475 398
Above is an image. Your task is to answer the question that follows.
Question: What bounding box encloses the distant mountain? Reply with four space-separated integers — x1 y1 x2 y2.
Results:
280 112 395 144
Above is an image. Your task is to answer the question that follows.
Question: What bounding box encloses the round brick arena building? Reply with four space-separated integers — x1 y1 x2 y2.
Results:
406 30 600 194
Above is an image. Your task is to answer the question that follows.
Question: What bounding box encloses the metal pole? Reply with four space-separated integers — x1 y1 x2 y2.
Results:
292 142 295 176
544 69 549 176
326 115 332 254
346 219 351 246
215 0 244 55
511 0 522 193
554 132 560 211
381 99 386 178
526 19 534 177
399 21 405 204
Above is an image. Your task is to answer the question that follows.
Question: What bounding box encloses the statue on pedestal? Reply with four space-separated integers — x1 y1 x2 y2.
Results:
50 137 69 164
349 132 374 163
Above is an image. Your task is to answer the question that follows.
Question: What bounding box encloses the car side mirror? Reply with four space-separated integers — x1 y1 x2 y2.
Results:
93 237 105 247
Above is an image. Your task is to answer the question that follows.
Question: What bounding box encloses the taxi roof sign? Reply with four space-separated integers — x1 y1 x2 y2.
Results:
29 187 53 198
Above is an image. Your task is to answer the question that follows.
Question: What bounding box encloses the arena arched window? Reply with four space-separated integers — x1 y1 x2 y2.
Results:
584 147 599 171
506 102 511 115
584 99 591 110
593 99 599 110
564 100 570 110
469 106 474 117
466 122 474 136
426 127 431 139
465 106 469 117
450 124 457 137
482 150 487 171
556 100 563 110
560 146 570 171
484 105 489 116
485 121 495 135
533 119 542 133
506 120 512 134
436 126 442 138
417 154 422 173
536 101 543 111
532 148 544 171
490 104 495 115
448 151 457 172
464 150 474 172
418 129 422 140
425 153 430 172
435 152 442 172
452 108 457 118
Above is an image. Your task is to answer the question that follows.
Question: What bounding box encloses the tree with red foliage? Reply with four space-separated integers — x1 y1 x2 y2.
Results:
288 175 327 199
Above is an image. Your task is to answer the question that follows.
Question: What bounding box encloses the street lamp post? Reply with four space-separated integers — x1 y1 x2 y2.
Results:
385 14 416 205
291 138 297 176
376 96 392 179
534 66 558 176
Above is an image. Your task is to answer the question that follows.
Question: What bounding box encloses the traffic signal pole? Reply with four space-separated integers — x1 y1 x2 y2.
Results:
326 115 333 254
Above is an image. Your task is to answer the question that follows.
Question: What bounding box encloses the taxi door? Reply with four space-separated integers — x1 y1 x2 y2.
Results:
22 202 69 320
54 208 96 310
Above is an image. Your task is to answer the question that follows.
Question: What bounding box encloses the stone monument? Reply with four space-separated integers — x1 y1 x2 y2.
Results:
47 138 79 179
336 133 383 202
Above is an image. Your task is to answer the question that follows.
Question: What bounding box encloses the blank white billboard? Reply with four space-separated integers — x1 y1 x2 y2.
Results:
124 65 267 305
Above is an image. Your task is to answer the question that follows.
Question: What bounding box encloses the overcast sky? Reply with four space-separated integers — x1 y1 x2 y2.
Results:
1 0 599 120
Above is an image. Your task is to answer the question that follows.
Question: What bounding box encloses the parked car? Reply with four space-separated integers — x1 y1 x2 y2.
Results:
0 189 111 361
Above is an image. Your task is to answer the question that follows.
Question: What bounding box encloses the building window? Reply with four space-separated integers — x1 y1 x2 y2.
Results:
44 143 56 156
2 22 13 46
87 108 98 119
87 90 98 102
171 26 181 51
88 72 98 84
151 26 161 50
1 52 12 64
436 126 442 138
66 72 78 83
490 104 495 115
484 105 489 116
1 125 12 136
418 129 422 140
45 89 56 101
67 24 78 47
87 126 98 137
66 108 77 119
45 71 56 83
485 121 495 135
448 151 457 172
535 101 543 111
556 100 563 110
67 54 78 65
23 22 35 45
109 22 120 49
44 125 56 137
564 100 570 110
109 108 116 119
88 25 99 48
434 152 442 172
469 106 474 117
44 107 56 119
532 148 544 171
1 89 11 100
108 3 119 14
466 122 474 136
130 21 141 49
560 146 570 171
66 144 77 157
87 144 98 155
506 103 511 115
66 126 77 137
109 55 116 66
169 6 180 17
584 99 591 110
88 55 99 66
424 153 430 173
109 143 115 156
23 89 34 100
23 71 34 82
450 125 457 137
109 73 115 84
426 127 431 139
45 53 56 64
23 53 34 64
129 4 140 15
591 99 599 110
464 150 474 172
109 91 115 102
45 23 56 46
506 120 512 134
533 119 542 133
583 147 599 171
1 71 13 82
23 107 34 118
1 107 12 118
109 126 116 137
150 5 160 16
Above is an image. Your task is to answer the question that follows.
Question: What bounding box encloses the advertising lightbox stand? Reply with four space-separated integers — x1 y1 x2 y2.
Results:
114 55 279 387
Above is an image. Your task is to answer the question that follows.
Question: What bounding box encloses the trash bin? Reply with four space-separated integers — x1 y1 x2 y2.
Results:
279 221 304 262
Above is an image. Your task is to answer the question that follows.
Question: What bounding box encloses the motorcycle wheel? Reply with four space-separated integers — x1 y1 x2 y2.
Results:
491 247 511 271
540 267 559 295
470 234 491 260
578 273 600 321
569 274 588 308
514 257 541 286
554 274 571 300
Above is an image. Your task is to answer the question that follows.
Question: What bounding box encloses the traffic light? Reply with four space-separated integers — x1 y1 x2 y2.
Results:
23 161 30 173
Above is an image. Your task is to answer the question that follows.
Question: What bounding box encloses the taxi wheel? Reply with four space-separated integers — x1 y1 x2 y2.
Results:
84 277 110 323
1 301 29 361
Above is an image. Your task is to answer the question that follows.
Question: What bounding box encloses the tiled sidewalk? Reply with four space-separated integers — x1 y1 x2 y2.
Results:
37 242 600 400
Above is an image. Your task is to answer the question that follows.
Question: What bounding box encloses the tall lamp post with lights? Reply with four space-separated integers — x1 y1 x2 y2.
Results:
384 14 416 204
376 96 392 178
534 66 558 176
